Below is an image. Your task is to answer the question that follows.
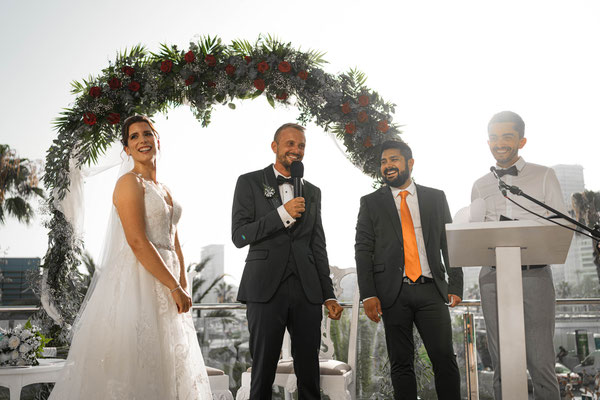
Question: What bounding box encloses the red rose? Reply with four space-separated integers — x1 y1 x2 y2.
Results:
244 56 252 64
257 61 269 73
185 76 195 86
341 102 351 114
108 77 122 90
377 120 390 133
225 64 236 76
83 112 97 126
276 92 288 100
184 51 195 63
345 123 356 134
358 95 369 107
128 81 141 91
298 70 308 80
205 54 217 67
89 86 102 98
364 136 373 148
107 113 121 125
357 111 369 123
253 78 265 91
160 60 173 73
206 81 216 88
278 61 291 73
121 66 135 76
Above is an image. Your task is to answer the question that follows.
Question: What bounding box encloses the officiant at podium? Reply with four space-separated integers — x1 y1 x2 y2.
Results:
231 123 343 399
471 111 566 399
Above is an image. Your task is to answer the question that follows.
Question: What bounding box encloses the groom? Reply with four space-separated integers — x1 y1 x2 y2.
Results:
232 122 343 399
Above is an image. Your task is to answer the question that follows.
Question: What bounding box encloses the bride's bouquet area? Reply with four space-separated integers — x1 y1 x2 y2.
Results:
0 321 51 366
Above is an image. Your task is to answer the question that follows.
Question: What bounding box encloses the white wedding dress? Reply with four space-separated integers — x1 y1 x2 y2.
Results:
49 173 212 399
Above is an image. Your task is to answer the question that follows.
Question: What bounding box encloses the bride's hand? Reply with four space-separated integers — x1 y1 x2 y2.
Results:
171 286 192 313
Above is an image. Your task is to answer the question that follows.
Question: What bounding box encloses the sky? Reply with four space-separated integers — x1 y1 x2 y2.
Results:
1 0 599 285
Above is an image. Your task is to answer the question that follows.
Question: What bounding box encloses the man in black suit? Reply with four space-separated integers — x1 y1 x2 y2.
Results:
232 122 343 399
355 140 463 400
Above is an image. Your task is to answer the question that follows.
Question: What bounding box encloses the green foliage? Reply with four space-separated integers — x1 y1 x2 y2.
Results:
0 144 45 224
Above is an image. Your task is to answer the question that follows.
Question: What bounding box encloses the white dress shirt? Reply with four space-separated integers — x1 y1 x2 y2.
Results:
390 180 433 278
471 157 566 221
273 166 296 228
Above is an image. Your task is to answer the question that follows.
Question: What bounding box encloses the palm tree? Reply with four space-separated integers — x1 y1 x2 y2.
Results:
0 144 44 224
571 190 600 280
214 281 235 303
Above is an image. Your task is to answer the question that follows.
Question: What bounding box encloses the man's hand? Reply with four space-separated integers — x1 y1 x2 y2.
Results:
447 294 461 308
284 197 305 218
363 297 382 323
325 299 343 320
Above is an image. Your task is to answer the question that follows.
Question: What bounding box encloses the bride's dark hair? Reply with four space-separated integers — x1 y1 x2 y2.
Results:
121 115 160 146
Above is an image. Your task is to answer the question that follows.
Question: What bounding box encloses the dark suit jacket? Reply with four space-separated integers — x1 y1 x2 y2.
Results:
232 165 335 304
355 184 463 309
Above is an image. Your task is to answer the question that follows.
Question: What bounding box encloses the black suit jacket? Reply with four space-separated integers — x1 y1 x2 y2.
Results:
355 184 463 308
232 165 335 304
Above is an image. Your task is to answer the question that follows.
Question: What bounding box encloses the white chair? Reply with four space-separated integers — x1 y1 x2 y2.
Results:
207 366 234 400
236 266 360 400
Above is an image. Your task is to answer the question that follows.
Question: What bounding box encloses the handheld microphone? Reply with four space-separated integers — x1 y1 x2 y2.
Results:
291 161 304 198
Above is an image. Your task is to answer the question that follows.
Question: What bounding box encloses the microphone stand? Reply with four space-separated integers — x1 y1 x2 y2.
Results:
490 167 600 242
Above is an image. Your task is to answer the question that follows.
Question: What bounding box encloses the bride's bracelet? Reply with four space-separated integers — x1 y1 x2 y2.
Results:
170 284 182 293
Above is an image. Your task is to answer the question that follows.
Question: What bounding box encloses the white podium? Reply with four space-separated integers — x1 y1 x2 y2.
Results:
445 219 573 400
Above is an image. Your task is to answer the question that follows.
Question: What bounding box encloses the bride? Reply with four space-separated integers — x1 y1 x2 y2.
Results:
49 115 213 399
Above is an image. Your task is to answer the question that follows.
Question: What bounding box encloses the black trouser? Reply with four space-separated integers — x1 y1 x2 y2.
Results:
382 282 461 400
246 272 322 400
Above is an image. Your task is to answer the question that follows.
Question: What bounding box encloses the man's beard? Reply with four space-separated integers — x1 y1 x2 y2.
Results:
382 168 410 188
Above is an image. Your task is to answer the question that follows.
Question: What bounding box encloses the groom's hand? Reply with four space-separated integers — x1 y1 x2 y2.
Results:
325 299 343 320
284 197 305 218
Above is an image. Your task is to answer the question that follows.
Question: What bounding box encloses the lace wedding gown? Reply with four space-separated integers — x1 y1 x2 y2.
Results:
49 173 212 399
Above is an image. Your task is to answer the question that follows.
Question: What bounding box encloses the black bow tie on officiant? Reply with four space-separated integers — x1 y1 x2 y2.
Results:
496 165 518 177
276 175 293 185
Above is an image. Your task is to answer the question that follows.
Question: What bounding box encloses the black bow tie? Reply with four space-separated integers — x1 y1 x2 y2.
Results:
496 165 518 177
276 175 293 185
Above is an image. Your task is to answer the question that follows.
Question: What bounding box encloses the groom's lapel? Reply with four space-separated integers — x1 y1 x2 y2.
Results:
263 165 282 209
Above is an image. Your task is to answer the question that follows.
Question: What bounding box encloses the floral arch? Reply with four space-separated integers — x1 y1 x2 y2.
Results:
41 35 401 340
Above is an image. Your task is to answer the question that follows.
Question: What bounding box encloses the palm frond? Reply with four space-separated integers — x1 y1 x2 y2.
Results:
197 35 224 56
230 39 254 56
306 48 328 67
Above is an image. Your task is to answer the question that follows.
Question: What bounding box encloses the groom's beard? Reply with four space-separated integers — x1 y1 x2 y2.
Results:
382 167 410 188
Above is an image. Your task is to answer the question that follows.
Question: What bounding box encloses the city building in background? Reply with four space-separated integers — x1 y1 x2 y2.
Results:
0 257 40 306
199 244 225 303
551 164 597 290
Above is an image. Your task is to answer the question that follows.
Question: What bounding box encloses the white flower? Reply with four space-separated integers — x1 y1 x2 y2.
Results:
0 337 8 349
0 353 10 363
8 336 20 349
20 329 32 339
19 343 31 354
10 350 18 360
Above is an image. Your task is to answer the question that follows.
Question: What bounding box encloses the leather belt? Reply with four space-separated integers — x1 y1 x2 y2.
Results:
402 276 434 285
491 264 546 271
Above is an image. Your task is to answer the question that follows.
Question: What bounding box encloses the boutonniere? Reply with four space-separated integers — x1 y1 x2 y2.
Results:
263 184 275 198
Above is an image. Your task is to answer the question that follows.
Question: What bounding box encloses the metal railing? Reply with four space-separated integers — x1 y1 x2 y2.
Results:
3 299 600 399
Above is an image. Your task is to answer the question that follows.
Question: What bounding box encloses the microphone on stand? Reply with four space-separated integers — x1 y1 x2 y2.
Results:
490 166 508 196
291 161 304 198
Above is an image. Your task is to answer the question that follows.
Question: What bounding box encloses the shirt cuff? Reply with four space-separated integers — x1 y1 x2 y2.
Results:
277 204 296 228
362 296 376 302
324 298 337 304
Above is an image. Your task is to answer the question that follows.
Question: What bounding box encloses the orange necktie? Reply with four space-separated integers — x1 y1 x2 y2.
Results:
399 191 422 282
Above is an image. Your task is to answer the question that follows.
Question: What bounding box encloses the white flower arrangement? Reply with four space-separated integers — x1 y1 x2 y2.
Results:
0 321 51 367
